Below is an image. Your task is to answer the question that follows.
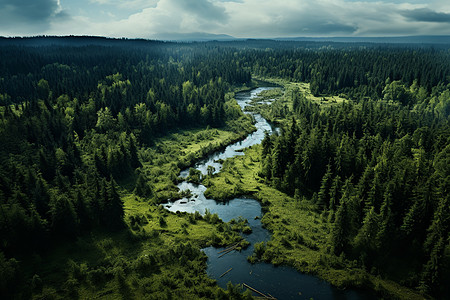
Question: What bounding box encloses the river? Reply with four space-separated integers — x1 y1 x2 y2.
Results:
163 88 375 299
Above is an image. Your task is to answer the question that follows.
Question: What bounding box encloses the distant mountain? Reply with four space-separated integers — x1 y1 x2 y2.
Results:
154 32 237 42
275 35 450 44
1 35 449 48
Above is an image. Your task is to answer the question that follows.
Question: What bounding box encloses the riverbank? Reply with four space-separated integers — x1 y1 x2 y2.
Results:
163 87 375 299
203 81 427 300
132 113 256 203
204 144 425 299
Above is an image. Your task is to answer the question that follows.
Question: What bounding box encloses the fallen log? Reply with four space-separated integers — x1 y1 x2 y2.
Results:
218 242 239 254
218 243 240 258
218 245 238 258
219 268 233 278
242 283 276 299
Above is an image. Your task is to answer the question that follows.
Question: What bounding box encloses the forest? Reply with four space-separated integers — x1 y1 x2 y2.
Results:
0 36 449 299
257 81 449 297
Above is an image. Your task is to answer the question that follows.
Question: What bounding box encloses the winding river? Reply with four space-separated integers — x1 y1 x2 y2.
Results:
164 88 375 299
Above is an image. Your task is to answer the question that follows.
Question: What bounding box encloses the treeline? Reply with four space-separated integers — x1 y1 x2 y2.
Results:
4 38 449 104
0 44 250 104
237 46 450 99
259 81 449 297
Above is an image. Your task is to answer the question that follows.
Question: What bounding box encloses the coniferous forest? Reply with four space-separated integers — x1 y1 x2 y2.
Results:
0 37 449 299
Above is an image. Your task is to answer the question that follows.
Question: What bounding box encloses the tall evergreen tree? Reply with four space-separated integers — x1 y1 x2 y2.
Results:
103 177 124 231
317 164 332 210
331 197 350 255
50 194 78 237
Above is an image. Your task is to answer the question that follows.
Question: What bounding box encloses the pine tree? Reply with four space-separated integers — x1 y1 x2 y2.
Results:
32 176 50 218
89 177 102 226
353 206 379 267
260 154 273 180
50 194 78 237
331 197 350 255
39 148 54 181
329 175 342 211
375 184 396 253
261 131 272 158
271 139 284 180
420 237 446 295
103 176 124 231
317 164 332 210
129 134 141 169
73 189 91 231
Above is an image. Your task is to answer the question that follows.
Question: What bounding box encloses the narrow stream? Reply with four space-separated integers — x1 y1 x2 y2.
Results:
163 88 375 299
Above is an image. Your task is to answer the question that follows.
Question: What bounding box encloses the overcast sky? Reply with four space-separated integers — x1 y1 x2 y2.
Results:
0 0 449 39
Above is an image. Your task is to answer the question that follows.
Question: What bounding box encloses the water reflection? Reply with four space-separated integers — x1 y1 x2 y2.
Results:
163 88 375 299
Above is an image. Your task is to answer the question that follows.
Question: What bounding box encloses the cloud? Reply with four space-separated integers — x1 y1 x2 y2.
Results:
176 0 228 23
89 0 158 10
13 0 450 38
0 0 69 34
402 8 450 23
78 0 229 37
218 0 360 37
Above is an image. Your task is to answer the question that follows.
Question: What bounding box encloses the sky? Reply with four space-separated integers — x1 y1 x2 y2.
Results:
0 0 449 39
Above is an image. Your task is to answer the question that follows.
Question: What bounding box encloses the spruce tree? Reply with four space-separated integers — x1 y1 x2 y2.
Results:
331 197 350 255
50 194 78 237
104 176 124 231
317 164 332 210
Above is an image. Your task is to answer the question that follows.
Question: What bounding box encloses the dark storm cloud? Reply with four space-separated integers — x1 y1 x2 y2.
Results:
276 9 358 36
3 0 450 39
402 8 450 23
177 0 228 23
0 0 69 33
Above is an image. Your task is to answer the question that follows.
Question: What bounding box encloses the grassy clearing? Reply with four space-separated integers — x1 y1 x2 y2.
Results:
244 78 348 128
253 76 348 105
132 113 255 203
204 145 424 299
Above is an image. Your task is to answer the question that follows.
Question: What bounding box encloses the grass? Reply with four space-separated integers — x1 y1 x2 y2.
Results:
253 76 348 105
243 78 348 128
126 113 255 203
122 195 244 248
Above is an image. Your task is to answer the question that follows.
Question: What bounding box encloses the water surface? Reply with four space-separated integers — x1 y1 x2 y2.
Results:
164 88 375 299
